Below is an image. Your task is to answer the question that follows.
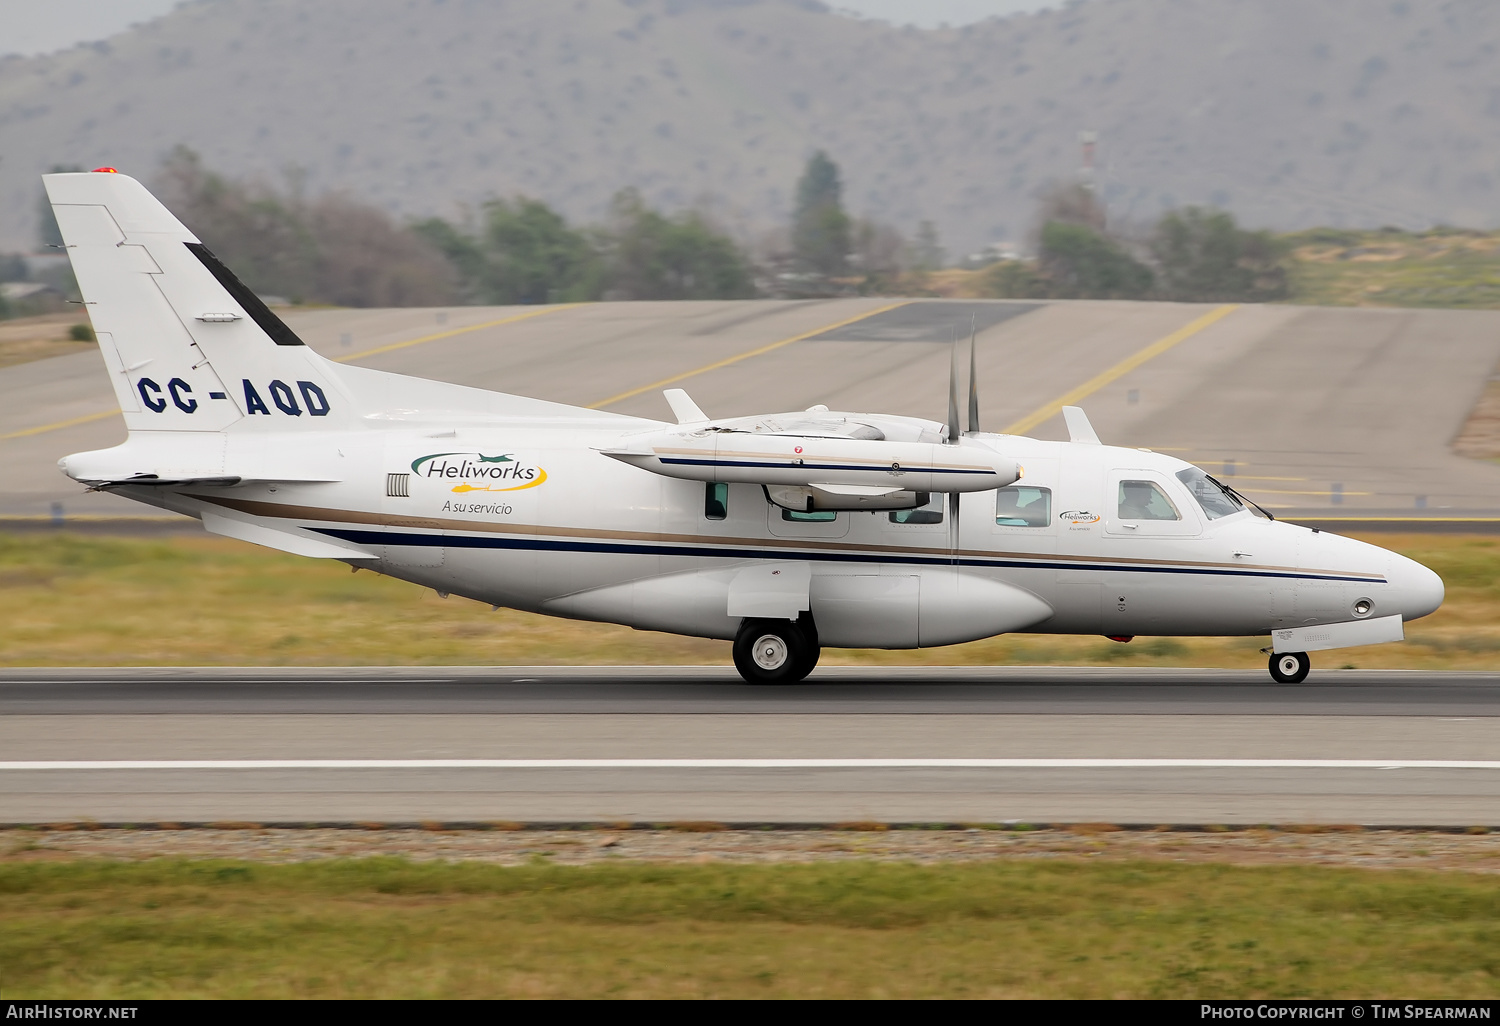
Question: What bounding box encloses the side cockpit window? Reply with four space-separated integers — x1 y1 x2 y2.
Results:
1117 480 1180 521
1174 467 1244 520
996 486 1051 527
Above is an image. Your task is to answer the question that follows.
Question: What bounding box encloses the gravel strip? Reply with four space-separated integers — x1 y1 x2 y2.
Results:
4 827 1498 872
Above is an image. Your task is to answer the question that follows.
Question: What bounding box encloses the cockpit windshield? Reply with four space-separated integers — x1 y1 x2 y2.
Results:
1175 467 1246 520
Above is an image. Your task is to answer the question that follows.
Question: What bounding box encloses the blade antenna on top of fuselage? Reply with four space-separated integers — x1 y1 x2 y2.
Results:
966 312 979 434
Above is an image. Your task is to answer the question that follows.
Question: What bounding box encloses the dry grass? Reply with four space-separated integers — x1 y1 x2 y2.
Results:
0 530 1494 669
1282 228 1500 310
923 227 1500 310
2 858 1498 998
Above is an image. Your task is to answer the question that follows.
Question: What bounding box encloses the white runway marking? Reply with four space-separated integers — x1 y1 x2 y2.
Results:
4 759 1500 771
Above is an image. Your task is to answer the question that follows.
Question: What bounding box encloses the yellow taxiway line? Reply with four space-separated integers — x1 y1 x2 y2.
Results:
0 408 121 442
588 300 913 410
330 303 584 363
1291 516 1500 523
1001 304 1239 436
0 304 584 442
1238 488 1373 497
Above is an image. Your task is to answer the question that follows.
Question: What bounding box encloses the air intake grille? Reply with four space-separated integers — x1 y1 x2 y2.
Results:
386 473 410 498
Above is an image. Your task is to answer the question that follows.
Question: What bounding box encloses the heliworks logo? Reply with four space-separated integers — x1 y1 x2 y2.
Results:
411 452 548 493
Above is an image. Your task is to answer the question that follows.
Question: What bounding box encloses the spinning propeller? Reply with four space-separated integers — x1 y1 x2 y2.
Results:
944 315 981 557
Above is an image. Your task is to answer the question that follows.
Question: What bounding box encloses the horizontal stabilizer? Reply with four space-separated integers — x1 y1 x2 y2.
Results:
94 475 243 489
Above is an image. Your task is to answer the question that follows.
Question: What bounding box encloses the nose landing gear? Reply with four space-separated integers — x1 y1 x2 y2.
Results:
1269 650 1311 684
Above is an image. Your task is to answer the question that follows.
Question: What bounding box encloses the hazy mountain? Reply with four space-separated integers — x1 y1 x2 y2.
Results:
1 0 1496 256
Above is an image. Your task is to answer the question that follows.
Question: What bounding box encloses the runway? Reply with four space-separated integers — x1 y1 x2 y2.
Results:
4 667 1497 826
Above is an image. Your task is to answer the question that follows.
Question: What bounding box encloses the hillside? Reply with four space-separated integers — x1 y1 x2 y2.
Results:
1 0 1498 255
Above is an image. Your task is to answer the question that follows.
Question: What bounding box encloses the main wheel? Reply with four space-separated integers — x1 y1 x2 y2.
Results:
1268 651 1311 684
733 618 815 684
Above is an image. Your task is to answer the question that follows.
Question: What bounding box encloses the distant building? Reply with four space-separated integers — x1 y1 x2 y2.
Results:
963 242 1021 268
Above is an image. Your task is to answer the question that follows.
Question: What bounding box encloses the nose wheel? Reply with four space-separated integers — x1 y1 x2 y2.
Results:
1268 651 1311 684
733 618 819 684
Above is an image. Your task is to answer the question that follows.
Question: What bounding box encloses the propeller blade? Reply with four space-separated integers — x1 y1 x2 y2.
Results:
966 313 980 434
946 333 961 443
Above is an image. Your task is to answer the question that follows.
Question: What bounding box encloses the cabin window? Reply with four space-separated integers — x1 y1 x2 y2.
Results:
995 486 1051 527
704 482 728 521
1117 480 1180 521
781 508 838 522
1175 467 1243 520
889 494 943 525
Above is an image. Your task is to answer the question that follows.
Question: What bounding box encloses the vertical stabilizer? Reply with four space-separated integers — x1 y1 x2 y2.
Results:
44 170 351 433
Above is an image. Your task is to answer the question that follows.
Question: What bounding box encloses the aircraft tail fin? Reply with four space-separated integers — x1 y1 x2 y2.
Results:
47 168 632 474
44 169 354 434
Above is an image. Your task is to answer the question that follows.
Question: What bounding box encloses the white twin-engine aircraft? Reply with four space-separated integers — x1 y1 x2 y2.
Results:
46 170 1444 684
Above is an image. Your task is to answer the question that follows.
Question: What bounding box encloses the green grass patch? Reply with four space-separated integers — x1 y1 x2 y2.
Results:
1 530 1497 668
1 859 1497 998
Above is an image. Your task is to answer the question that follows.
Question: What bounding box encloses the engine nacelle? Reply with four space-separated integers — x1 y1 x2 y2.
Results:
600 430 1019 497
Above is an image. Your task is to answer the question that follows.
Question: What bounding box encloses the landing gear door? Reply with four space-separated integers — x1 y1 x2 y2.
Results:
1104 470 1201 538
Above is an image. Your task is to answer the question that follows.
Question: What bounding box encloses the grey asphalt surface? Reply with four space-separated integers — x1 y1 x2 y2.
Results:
6 299 1500 518
3 667 1497 825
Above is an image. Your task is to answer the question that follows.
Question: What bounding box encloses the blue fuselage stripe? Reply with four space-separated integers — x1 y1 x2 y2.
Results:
317 527 1380 584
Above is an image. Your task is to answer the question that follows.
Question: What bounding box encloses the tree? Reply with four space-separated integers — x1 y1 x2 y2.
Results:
156 147 456 306
1038 221 1153 299
910 220 945 272
417 197 601 304
600 189 755 300
1150 207 1288 302
155 147 317 301
1035 182 1107 235
791 151 851 277
478 197 599 304
305 195 458 308
851 219 906 277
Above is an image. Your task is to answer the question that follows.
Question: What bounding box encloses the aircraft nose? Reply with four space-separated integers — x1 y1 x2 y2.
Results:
1389 553 1444 622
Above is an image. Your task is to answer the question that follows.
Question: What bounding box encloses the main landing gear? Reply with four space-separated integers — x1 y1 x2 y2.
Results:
733 616 820 684
1268 650 1311 684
